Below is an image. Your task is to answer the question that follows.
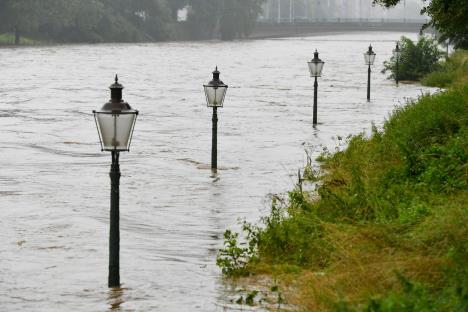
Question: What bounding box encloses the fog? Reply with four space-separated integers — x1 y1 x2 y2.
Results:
260 0 428 23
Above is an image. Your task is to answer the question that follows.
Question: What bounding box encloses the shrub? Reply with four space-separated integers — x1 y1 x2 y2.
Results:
382 36 444 81
422 49 468 88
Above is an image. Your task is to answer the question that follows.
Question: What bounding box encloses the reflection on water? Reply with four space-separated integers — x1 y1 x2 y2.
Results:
0 32 436 311
108 287 126 311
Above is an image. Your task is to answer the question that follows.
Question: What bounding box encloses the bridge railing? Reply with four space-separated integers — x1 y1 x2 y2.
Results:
257 17 429 24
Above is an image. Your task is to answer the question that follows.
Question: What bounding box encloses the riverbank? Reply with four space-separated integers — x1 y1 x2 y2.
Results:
0 20 430 47
217 80 468 310
0 34 44 46
250 21 429 40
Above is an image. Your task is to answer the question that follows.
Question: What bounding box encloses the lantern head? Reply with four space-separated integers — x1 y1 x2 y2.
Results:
364 45 376 65
204 67 228 108
308 50 325 77
93 75 138 152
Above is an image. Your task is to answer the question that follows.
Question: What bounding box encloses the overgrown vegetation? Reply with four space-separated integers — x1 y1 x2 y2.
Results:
0 33 42 45
0 0 265 44
217 84 468 310
374 0 468 49
422 50 468 89
382 36 444 81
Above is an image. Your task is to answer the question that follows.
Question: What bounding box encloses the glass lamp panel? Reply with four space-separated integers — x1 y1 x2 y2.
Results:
96 113 137 151
204 85 227 107
364 53 376 65
393 50 401 59
308 61 324 77
364 53 370 65
316 61 324 76
308 61 317 76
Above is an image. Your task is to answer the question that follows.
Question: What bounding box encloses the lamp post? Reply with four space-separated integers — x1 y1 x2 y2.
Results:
364 45 376 101
93 75 138 288
308 50 324 125
204 67 228 170
393 42 401 86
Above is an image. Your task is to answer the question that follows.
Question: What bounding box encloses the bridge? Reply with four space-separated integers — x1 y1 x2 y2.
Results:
259 0 429 24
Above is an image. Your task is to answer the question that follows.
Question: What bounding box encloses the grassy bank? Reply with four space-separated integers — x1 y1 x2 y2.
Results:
217 85 468 310
422 50 468 88
0 33 44 46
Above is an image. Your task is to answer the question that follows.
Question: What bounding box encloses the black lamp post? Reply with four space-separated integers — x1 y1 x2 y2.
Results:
393 42 401 86
204 67 228 170
93 75 138 288
308 50 324 125
364 45 376 101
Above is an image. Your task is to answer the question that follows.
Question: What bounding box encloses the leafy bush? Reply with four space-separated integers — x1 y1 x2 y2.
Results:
216 223 259 276
255 193 332 267
382 36 444 81
422 50 468 88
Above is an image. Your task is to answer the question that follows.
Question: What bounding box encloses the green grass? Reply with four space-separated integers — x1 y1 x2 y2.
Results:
217 84 468 311
0 33 44 46
422 50 468 88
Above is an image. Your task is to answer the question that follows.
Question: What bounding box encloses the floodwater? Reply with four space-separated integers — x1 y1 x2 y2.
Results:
0 32 436 311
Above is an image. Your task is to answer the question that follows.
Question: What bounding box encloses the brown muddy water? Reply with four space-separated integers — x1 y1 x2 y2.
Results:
0 32 437 311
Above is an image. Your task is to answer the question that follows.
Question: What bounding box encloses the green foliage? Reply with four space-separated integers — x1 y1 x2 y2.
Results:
422 0 468 49
0 0 266 43
255 193 333 267
220 0 265 40
422 50 468 88
216 222 259 276
185 0 220 40
337 243 468 312
382 36 444 81
217 84 468 309
374 0 468 49
335 275 438 312
0 0 185 44
0 33 41 45
186 0 265 41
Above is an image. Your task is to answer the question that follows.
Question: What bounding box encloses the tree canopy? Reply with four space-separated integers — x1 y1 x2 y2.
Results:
0 0 266 44
374 0 468 48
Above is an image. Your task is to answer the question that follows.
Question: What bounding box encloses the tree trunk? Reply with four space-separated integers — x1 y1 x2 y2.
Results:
14 27 20 45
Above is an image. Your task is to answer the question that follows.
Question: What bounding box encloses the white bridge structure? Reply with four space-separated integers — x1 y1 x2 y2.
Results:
259 0 429 23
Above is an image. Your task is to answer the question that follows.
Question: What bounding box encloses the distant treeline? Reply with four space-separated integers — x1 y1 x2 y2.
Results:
0 0 265 44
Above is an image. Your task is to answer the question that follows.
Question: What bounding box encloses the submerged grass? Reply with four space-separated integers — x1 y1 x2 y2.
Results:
217 84 468 311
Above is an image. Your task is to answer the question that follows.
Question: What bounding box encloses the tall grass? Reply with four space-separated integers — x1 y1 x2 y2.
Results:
422 50 468 88
0 33 43 45
217 85 468 310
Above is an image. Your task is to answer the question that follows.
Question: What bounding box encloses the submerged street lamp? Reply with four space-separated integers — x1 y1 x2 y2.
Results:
393 42 401 86
204 67 228 171
308 50 324 125
364 45 376 101
93 75 138 288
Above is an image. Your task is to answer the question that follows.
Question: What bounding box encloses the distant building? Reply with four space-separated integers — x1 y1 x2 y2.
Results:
259 0 429 23
177 6 189 22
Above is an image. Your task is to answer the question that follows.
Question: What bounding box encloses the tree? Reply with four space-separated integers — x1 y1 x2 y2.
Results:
0 0 47 44
186 0 221 40
187 0 265 41
373 0 468 49
382 36 444 81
